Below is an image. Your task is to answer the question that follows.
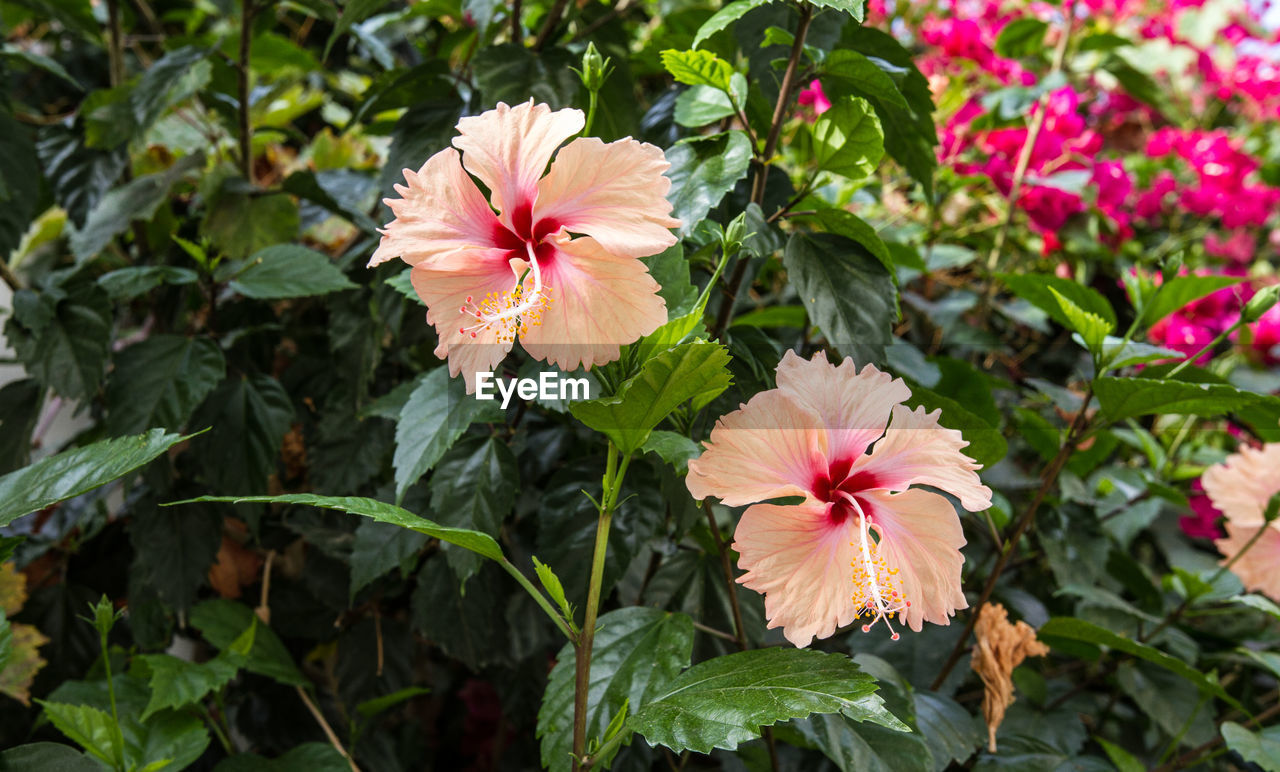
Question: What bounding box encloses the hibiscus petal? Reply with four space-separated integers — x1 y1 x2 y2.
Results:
1202 443 1280 526
855 404 992 512
1216 522 1280 602
860 489 968 632
732 502 859 647
410 249 518 393
516 235 666 371
533 137 681 258
686 390 828 507
453 101 584 226
369 148 504 268
774 350 912 461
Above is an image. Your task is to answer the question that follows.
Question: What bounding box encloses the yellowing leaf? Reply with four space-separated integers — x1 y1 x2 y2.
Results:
0 622 49 705
0 563 26 616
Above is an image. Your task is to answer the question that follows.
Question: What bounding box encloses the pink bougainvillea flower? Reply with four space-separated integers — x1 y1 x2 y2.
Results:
1202 443 1280 601
686 351 992 646
369 101 679 392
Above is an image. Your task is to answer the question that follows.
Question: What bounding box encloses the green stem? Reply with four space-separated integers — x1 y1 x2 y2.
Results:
500 557 575 641
99 628 125 770
1166 319 1243 379
1142 521 1271 644
583 89 599 137
571 443 632 771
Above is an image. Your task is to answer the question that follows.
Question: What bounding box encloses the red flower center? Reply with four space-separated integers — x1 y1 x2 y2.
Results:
811 458 881 526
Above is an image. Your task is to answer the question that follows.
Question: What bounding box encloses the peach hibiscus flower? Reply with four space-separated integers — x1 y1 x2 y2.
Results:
686 351 992 647
370 101 680 392
1202 443 1280 601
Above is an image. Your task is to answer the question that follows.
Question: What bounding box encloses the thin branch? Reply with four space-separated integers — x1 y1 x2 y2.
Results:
1151 698 1280 772
510 0 522 44
711 2 813 339
930 384 1094 690
703 501 747 650
532 0 572 51
0 257 21 292
296 686 361 772
980 3 1073 296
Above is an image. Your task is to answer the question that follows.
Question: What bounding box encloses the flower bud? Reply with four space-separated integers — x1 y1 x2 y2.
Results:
575 42 613 92
1243 285 1280 324
722 212 748 256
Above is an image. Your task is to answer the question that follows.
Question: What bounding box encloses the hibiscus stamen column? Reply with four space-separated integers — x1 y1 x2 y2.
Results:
573 442 632 771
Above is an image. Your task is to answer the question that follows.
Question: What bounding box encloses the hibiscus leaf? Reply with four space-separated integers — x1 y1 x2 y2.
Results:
0 429 187 529
629 647 905 754
811 96 885 180
188 374 295 494
691 0 772 49
570 340 732 454
537 607 694 771
106 335 225 436
1139 274 1247 328
807 0 864 20
998 273 1117 328
660 49 735 95
1222 722 1280 771
1093 376 1274 421
783 231 898 363
167 494 505 564
792 712 930 772
393 368 502 504
664 131 753 239
1037 618 1243 712
227 245 357 300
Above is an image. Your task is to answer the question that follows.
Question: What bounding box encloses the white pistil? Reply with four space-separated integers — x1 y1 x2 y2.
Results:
841 492 907 641
459 240 552 342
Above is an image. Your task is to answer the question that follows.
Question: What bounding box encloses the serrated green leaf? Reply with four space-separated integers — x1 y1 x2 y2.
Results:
106 336 226 436
0 743 101 770
189 600 306 687
1036 617 1242 711
393 368 502 504
640 430 701 471
349 519 429 600
630 648 904 754
227 245 356 300
906 385 1007 468
532 556 573 624
660 49 735 94
1093 376 1274 421
538 607 694 771
691 0 772 48
783 231 897 360
189 374 295 494
812 97 885 180
5 281 111 402
430 436 518 580
0 429 186 529
69 153 204 264
171 494 505 563
570 341 732 454
97 266 199 301
1048 286 1113 354
664 132 753 239
137 652 241 720
1140 274 1247 327
36 701 120 767
807 0 864 19
998 273 1118 328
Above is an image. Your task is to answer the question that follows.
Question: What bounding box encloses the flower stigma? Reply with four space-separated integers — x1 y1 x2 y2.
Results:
459 240 554 344
841 492 909 640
